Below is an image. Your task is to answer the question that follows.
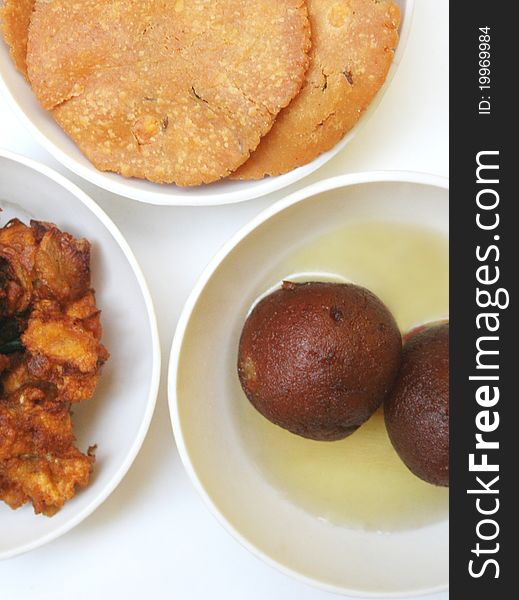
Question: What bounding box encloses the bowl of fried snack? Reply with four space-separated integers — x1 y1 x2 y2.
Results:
0 149 160 559
169 172 448 596
0 0 412 205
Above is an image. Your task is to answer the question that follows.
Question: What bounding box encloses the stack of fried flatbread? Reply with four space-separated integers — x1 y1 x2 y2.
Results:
1 0 400 185
0 218 108 516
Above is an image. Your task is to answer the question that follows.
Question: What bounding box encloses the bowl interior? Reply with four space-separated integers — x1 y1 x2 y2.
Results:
0 153 158 559
172 177 448 596
0 1 411 205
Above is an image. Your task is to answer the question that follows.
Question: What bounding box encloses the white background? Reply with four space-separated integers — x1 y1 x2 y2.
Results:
0 1 448 598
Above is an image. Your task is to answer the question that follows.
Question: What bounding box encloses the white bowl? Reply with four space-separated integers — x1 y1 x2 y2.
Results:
169 172 448 597
0 149 160 559
0 1 413 206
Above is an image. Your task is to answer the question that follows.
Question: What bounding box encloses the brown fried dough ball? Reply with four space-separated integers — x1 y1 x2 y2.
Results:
384 322 449 487
238 281 402 440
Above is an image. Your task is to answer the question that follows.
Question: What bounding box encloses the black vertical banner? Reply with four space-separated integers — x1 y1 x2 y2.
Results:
451 2 515 597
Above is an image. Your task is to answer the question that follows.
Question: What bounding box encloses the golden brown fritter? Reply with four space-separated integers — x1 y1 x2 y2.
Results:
0 386 73 461
0 217 107 515
0 450 94 516
33 226 91 302
23 316 103 374
0 384 95 515
0 219 37 316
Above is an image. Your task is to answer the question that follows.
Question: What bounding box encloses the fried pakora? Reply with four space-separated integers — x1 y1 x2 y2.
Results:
0 217 108 516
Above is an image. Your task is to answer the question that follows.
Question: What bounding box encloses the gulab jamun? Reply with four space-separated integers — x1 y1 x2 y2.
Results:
237 281 402 441
384 322 449 486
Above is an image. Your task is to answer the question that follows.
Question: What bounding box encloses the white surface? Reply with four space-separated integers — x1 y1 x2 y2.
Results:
0 0 448 598
170 173 448 597
0 151 161 560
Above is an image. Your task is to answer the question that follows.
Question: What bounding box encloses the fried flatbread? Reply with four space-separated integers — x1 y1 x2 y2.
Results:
0 0 34 77
233 0 400 179
26 0 311 185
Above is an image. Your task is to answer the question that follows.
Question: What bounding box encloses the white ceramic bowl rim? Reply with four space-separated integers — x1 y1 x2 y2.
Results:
168 170 449 598
0 2 414 206
0 148 161 560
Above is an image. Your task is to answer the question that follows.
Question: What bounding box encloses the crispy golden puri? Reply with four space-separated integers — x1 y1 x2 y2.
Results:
25 0 311 185
0 218 108 516
0 0 35 77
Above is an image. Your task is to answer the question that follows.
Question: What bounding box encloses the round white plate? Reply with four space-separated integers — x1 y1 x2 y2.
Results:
0 1 413 206
0 149 161 559
168 172 448 597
